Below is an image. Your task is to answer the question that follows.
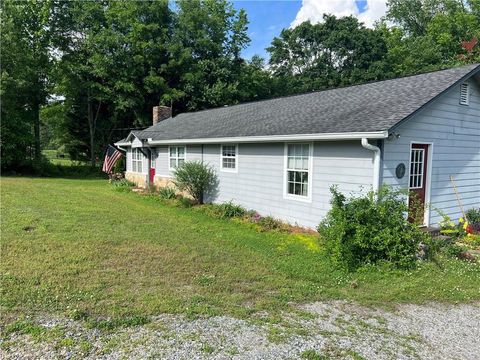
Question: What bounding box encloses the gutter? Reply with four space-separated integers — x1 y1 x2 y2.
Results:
114 141 131 148
147 131 388 145
361 138 381 193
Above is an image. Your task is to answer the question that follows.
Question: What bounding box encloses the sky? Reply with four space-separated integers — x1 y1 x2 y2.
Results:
232 0 388 60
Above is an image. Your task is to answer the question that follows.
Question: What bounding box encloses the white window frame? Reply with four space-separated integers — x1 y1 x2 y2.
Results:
408 148 425 190
168 145 186 170
460 82 469 105
220 144 238 173
283 142 313 203
132 148 143 173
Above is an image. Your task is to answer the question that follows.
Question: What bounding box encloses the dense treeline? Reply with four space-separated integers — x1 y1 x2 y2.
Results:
1 0 479 171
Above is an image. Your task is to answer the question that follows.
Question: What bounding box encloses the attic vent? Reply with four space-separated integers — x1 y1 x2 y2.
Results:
460 82 469 105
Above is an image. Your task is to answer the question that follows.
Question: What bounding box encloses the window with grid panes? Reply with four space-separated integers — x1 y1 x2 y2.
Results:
409 148 424 189
221 145 237 170
286 143 310 197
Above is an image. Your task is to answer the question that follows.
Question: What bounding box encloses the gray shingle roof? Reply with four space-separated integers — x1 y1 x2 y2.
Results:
132 64 480 141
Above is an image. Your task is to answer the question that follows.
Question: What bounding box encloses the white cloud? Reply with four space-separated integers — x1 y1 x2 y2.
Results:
291 0 387 29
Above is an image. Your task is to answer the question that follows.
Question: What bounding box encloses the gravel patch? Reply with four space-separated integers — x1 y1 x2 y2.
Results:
1 302 479 359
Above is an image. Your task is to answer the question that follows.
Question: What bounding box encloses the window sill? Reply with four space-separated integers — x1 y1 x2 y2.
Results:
220 168 238 173
284 193 312 203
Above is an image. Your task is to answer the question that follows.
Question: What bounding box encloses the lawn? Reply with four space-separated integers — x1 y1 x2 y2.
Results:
1 177 479 324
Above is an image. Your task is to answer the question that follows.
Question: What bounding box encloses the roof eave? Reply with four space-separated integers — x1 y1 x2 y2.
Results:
389 63 480 132
147 131 389 145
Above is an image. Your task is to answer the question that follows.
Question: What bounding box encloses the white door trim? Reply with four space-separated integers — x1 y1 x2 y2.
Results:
408 141 434 227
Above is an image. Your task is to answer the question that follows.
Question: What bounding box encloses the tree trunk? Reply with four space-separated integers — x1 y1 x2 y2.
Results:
87 89 102 168
33 98 41 161
87 91 96 167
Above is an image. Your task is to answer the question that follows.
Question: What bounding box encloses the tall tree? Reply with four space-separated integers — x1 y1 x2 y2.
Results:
384 0 480 75
267 15 389 95
56 0 172 165
166 0 251 111
1 0 59 169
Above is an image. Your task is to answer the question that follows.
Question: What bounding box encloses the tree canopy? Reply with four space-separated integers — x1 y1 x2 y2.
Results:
1 0 479 172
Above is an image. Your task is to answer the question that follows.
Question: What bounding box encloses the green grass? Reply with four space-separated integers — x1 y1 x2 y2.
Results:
1 177 479 325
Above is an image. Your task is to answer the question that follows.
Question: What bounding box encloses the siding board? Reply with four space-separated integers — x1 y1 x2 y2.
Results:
383 80 480 225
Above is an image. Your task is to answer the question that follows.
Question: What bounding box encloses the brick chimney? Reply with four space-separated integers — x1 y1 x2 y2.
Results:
152 105 172 125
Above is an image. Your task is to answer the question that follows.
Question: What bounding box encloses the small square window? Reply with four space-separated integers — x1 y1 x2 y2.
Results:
169 146 186 169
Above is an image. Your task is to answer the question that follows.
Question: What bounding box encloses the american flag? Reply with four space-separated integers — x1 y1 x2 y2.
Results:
102 145 123 173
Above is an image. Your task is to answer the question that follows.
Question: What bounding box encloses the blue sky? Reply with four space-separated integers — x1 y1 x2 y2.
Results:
232 1 302 59
232 0 382 60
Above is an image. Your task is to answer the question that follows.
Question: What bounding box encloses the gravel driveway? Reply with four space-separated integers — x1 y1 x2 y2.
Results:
2 301 479 360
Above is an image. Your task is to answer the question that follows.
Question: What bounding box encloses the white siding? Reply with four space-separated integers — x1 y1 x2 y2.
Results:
382 79 480 225
199 141 374 228
126 148 132 172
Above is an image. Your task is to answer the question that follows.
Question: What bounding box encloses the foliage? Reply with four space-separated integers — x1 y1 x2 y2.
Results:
466 208 480 228
3 0 480 173
172 161 217 204
178 196 194 208
0 0 59 169
202 202 247 219
383 0 480 75
258 216 289 232
113 156 125 174
438 208 480 248
267 15 389 95
110 178 135 192
318 186 429 271
158 186 176 200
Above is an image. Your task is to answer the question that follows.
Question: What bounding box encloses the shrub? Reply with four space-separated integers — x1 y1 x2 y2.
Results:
466 208 480 224
258 216 286 232
173 161 217 204
466 208 480 234
111 178 135 192
178 196 194 208
206 202 247 219
158 186 176 200
318 186 429 270
113 156 125 173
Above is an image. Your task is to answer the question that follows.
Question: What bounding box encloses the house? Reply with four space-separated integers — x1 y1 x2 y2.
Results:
115 64 480 229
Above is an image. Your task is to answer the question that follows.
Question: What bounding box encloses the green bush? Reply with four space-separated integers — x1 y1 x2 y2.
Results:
173 161 217 204
466 208 480 224
113 156 125 173
203 202 247 219
178 196 194 208
111 178 135 192
158 186 176 200
258 216 287 232
318 186 428 271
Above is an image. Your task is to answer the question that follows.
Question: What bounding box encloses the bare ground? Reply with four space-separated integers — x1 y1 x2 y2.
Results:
1 301 479 360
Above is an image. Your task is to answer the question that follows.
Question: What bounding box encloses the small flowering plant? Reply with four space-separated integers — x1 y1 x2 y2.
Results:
438 209 480 248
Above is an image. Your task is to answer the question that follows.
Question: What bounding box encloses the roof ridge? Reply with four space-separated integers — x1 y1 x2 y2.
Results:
173 63 480 118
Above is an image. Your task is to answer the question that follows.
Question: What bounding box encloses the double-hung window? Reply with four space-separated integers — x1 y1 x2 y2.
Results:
221 144 237 171
132 148 143 173
169 146 185 169
286 143 311 199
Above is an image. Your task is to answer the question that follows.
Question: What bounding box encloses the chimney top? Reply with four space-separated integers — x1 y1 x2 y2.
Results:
153 105 171 126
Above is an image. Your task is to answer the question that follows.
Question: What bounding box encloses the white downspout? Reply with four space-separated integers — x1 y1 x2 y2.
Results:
361 138 381 193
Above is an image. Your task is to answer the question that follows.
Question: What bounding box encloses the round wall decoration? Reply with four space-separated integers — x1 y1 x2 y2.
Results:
395 163 406 179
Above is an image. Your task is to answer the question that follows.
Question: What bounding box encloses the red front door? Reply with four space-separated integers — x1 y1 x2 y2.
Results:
149 155 155 184
408 144 429 224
